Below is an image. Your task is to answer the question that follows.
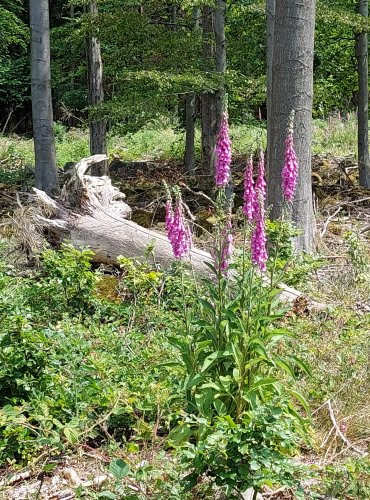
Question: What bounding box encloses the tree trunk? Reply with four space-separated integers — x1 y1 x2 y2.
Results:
201 5 216 175
201 1 226 176
356 0 370 188
267 0 316 252
184 7 201 173
266 0 275 175
86 1 108 176
184 94 197 172
29 0 59 196
214 0 226 127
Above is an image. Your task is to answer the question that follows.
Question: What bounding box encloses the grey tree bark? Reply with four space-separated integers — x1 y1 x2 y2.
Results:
267 0 316 252
184 7 201 172
266 0 275 172
184 94 197 172
201 0 226 175
356 0 370 188
29 0 60 196
86 1 108 176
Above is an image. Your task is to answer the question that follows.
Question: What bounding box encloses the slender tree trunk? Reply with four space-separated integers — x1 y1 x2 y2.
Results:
184 94 197 172
201 1 226 175
201 5 216 175
29 0 59 196
86 1 107 176
356 0 370 188
184 7 201 172
267 0 316 252
266 0 275 173
214 0 226 125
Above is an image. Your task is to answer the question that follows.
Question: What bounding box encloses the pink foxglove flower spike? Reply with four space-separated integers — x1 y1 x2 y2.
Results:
215 112 232 187
243 155 257 222
255 147 266 201
282 111 299 202
170 196 192 259
251 191 268 272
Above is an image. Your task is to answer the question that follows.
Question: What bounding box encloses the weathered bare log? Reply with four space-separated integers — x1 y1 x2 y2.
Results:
31 155 310 305
33 155 211 275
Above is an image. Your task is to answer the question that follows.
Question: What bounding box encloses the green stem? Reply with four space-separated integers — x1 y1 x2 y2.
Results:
268 202 286 314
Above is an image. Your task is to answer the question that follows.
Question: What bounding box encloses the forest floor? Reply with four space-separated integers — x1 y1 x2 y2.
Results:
0 116 369 499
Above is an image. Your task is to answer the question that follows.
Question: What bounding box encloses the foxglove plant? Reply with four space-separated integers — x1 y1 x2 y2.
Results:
166 111 309 497
255 147 266 201
251 191 268 272
220 212 234 274
243 155 257 222
171 196 192 259
215 112 232 187
282 112 299 202
164 182 192 260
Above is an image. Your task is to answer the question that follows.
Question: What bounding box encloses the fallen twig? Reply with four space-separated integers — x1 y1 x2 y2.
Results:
179 181 215 206
327 400 367 456
320 207 342 238
324 196 370 211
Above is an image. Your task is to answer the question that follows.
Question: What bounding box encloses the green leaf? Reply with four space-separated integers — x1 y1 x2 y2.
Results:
109 459 130 480
168 424 193 445
157 361 183 368
289 389 310 414
250 460 260 471
288 355 312 376
264 328 295 342
275 358 296 379
2 405 19 417
214 399 227 415
185 373 204 389
195 388 214 418
63 426 79 444
198 298 215 314
194 340 213 354
244 357 270 371
200 351 226 373
203 261 218 275
98 492 117 499
246 377 279 393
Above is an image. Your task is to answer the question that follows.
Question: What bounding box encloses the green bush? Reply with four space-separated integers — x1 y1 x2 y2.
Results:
179 403 305 497
0 247 182 465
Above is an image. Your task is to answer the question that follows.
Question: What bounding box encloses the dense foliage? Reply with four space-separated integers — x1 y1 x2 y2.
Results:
0 0 368 134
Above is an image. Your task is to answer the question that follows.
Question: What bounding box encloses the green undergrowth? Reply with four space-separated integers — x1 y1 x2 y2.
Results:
0 114 363 186
0 243 186 467
0 234 369 497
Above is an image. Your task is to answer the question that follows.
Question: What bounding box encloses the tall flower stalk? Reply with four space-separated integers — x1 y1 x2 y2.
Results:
255 147 266 201
251 191 268 272
215 112 232 188
220 211 234 275
282 110 299 202
243 155 256 222
163 182 192 260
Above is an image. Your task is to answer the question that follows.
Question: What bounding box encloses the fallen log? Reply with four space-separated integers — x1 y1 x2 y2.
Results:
32 154 211 275
30 154 311 305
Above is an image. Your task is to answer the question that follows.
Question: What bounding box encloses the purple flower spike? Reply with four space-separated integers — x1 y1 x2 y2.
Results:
167 196 192 260
251 191 268 272
215 112 232 187
282 117 299 202
243 155 257 222
165 200 174 237
255 148 266 201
